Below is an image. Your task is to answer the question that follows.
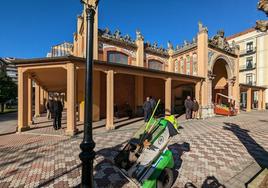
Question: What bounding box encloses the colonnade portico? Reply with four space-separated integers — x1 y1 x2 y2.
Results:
15 56 203 134
240 84 266 112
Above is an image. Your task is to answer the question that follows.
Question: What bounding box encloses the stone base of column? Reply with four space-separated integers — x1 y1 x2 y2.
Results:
65 128 78 136
17 126 31 133
106 124 115 131
200 105 215 119
34 114 40 118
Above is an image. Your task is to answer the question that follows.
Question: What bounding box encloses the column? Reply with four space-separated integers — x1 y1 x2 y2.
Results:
165 78 172 115
135 76 144 115
27 76 33 125
93 71 100 121
135 32 144 67
18 68 30 132
34 83 40 117
40 87 44 113
66 63 77 136
79 101 84 122
262 90 266 110
258 89 264 110
106 70 114 130
247 88 252 112
195 81 201 104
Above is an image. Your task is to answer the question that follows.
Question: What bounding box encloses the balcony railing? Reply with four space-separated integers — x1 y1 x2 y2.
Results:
240 47 256 56
239 63 256 71
245 81 256 86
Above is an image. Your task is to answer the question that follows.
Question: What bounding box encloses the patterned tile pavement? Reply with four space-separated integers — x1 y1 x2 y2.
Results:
0 111 268 187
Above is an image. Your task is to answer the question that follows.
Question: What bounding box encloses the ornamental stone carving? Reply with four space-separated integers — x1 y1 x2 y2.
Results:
258 0 268 15
209 30 235 54
198 21 208 33
136 30 144 40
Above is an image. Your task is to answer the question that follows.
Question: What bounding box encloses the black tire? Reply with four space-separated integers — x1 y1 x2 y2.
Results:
157 168 174 188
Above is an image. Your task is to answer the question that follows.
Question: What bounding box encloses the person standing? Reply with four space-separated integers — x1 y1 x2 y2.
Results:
149 96 156 110
53 97 63 130
192 98 199 119
46 96 53 119
184 96 193 120
143 97 152 122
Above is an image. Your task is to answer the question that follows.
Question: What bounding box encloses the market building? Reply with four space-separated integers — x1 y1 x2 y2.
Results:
14 2 266 135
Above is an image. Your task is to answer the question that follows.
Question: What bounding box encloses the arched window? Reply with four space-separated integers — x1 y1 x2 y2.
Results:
107 51 128 64
148 60 163 70
186 55 191 75
193 53 198 75
180 57 184 74
174 60 179 73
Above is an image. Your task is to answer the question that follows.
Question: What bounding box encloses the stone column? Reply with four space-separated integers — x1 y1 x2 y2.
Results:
135 31 144 67
135 76 144 114
66 63 77 136
106 70 114 130
262 90 266 110
27 76 33 125
165 78 172 115
167 48 174 72
247 88 252 112
34 83 40 117
93 71 100 121
79 101 84 122
40 87 44 113
18 68 30 132
258 89 263 110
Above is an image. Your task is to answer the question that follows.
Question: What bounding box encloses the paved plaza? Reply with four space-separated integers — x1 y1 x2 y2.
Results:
0 111 268 188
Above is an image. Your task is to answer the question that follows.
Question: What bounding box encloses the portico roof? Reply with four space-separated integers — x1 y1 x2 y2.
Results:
13 55 205 83
239 83 266 91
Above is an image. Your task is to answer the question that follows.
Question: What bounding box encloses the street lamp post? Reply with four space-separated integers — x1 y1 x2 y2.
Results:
79 0 99 187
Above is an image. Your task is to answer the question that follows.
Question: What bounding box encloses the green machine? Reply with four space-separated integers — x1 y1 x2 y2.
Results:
114 100 179 188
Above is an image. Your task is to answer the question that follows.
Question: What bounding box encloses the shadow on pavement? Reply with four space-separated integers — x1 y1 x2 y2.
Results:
223 122 268 168
185 176 225 188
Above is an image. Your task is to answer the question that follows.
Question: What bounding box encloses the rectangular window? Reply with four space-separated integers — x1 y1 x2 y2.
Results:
246 57 253 69
246 42 253 52
246 73 253 85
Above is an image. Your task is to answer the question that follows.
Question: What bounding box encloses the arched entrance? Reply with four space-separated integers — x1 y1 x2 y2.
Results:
212 58 231 105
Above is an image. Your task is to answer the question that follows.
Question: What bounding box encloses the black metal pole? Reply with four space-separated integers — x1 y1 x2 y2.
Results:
79 4 96 188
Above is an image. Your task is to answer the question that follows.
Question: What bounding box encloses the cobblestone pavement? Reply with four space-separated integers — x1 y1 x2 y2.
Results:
0 111 268 188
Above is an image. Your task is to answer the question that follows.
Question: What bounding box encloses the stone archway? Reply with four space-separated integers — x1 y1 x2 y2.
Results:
211 57 232 105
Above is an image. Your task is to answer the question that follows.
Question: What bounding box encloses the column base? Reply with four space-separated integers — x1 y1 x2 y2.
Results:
106 125 115 131
34 114 40 118
200 105 215 119
17 126 31 133
65 128 78 136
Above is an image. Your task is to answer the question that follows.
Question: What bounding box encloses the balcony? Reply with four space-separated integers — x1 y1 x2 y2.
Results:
240 47 256 56
239 63 256 71
245 81 256 86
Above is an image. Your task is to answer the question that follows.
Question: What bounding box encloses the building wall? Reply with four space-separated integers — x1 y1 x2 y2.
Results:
228 29 268 106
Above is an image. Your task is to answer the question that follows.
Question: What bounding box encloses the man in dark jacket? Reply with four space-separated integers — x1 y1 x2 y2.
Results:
52 97 63 130
149 96 156 111
46 96 54 119
143 97 152 122
184 96 193 120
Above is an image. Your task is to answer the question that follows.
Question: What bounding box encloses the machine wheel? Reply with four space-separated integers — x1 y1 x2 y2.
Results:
157 168 174 188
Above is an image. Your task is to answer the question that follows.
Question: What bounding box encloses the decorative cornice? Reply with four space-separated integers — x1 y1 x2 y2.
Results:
173 41 197 56
98 28 137 49
144 42 169 57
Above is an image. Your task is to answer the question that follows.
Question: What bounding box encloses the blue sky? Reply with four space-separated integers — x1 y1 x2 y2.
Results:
0 0 266 58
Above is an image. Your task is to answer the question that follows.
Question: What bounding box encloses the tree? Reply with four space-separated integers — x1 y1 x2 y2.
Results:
0 71 17 112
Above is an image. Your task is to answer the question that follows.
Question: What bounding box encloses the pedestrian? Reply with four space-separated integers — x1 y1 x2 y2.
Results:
52 96 63 130
192 98 199 119
149 96 156 110
46 96 53 119
184 96 193 120
143 97 152 122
